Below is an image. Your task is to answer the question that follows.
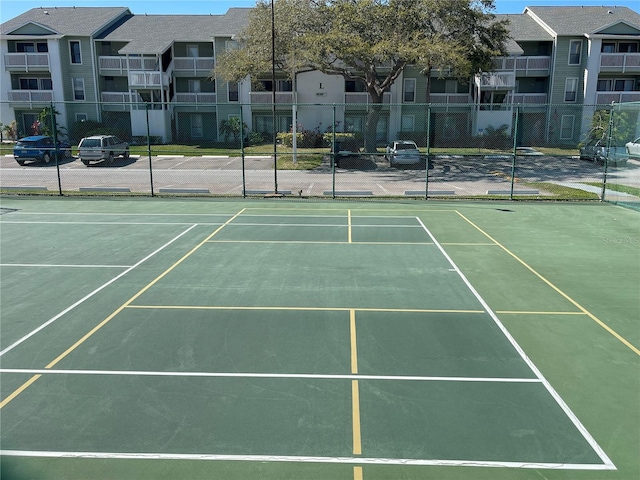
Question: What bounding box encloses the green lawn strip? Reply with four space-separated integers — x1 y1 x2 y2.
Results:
583 182 640 197
523 182 599 199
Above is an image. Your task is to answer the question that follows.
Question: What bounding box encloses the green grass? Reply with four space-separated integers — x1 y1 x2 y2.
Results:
583 182 640 197
524 182 600 200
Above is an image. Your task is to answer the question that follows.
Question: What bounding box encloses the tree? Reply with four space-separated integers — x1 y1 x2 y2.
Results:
215 0 509 151
219 117 248 143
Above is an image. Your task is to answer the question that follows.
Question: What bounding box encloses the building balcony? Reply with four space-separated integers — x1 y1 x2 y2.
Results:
99 56 159 75
506 93 548 104
129 71 168 88
250 91 294 104
600 53 640 73
172 57 215 76
492 56 551 76
4 53 50 72
475 72 516 90
100 92 140 110
344 92 391 105
428 93 472 104
173 92 217 104
596 91 640 104
7 89 53 106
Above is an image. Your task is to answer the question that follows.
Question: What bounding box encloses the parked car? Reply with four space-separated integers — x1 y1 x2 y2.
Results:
13 135 71 165
78 135 129 166
386 140 422 167
625 137 640 159
579 139 628 166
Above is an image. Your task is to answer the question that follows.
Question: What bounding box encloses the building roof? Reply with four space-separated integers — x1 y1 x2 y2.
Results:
496 13 554 42
0 6 131 37
524 6 640 36
98 8 250 54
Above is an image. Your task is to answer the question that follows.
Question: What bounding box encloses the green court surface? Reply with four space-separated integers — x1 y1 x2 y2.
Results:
0 196 638 480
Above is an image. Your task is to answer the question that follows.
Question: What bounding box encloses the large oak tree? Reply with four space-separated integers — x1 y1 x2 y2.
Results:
215 0 509 151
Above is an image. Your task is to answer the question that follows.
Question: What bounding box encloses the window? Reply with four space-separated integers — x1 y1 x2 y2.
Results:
19 78 39 90
187 45 199 58
69 41 82 64
16 42 35 52
254 115 274 134
597 79 612 91
228 82 239 102
618 42 638 53
76 113 88 122
188 80 201 93
564 78 578 102
41 78 53 90
560 115 575 140
72 78 85 100
191 114 203 138
568 40 582 65
602 42 616 53
401 115 415 131
614 79 634 91
344 116 364 133
403 78 416 102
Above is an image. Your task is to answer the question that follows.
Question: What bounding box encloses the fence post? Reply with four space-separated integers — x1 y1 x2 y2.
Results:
424 104 431 200
331 104 336 199
600 104 615 202
51 102 63 196
240 104 246 198
146 103 154 196
509 105 519 200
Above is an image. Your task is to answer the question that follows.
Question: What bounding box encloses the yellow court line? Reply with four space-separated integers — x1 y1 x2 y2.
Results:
352 380 362 455
456 210 640 356
350 310 358 374
126 305 486 314
0 209 247 410
353 466 363 480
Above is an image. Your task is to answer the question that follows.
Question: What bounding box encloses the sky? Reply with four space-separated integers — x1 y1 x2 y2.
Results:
1 0 639 23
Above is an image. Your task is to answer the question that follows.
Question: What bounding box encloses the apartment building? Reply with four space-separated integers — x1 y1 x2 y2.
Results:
1 5 639 146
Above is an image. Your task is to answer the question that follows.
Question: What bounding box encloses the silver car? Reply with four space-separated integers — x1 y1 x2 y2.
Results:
386 140 422 167
579 139 628 166
625 137 640 159
79 135 130 166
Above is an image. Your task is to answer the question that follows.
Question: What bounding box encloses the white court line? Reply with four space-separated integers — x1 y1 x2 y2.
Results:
0 450 616 470
0 264 131 268
0 221 222 226
0 224 199 358
0 369 542 383
416 217 616 470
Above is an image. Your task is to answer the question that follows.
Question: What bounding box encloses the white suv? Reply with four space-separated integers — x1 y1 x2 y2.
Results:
78 135 130 166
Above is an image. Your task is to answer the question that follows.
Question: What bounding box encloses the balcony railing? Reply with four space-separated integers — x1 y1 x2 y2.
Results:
8 90 54 103
600 53 640 73
344 92 391 104
129 71 166 88
173 92 217 104
4 53 50 71
428 93 471 104
506 93 548 104
492 56 550 76
173 57 215 75
99 56 159 75
475 72 516 89
250 92 294 104
596 91 640 104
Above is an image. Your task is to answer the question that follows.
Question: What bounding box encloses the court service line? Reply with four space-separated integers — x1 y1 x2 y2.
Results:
0 369 542 383
0 209 246 409
0 449 616 470
0 264 132 268
0 224 198 359
456 211 639 356
416 217 616 470
125 305 485 314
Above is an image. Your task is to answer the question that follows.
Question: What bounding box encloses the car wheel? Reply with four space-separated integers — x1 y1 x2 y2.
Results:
107 152 114 164
43 153 51 164
16 160 25 166
81 159 89 166
123 149 130 160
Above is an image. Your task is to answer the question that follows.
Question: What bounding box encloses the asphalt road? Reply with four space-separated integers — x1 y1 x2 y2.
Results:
1 153 638 199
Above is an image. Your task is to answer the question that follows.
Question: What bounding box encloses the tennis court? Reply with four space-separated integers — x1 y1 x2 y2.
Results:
0 196 638 480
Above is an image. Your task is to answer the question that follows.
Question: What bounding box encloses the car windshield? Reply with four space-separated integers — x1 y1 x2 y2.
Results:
16 140 38 147
396 143 417 150
81 139 101 148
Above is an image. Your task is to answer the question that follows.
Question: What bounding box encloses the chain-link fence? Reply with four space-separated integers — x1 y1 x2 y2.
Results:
1 101 638 204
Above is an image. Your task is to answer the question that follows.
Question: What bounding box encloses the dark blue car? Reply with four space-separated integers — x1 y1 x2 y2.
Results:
13 135 72 165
